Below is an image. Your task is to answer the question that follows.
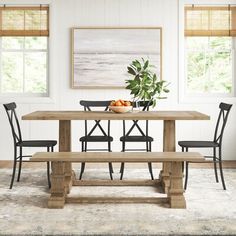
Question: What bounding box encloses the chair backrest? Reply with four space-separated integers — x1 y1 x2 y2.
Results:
3 102 22 144
213 102 232 145
123 100 153 137
80 100 112 137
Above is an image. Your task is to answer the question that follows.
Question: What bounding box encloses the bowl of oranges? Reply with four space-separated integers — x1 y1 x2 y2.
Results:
109 99 132 113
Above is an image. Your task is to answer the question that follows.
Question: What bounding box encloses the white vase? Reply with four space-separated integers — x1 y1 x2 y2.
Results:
132 100 140 112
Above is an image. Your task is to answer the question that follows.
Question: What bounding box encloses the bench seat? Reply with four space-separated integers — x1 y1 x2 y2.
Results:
30 151 204 209
31 151 203 162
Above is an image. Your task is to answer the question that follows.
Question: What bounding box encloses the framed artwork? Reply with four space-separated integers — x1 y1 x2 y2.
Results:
71 27 162 88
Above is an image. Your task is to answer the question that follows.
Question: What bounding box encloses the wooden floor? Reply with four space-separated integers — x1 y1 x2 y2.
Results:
0 160 236 169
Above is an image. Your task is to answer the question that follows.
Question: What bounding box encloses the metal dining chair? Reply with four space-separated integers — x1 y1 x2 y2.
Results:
3 102 57 189
178 102 232 190
79 100 114 180
119 101 154 180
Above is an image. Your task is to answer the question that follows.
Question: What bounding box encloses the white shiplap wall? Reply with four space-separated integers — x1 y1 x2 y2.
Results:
0 0 235 160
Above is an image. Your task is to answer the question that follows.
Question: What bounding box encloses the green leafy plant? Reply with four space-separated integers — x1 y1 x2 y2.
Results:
125 58 169 107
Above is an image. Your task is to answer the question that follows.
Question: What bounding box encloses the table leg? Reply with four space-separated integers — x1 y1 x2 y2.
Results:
59 120 72 193
160 120 176 193
168 162 186 208
48 161 66 208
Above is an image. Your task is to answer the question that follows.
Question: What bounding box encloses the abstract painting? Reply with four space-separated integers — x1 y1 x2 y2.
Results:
71 27 162 88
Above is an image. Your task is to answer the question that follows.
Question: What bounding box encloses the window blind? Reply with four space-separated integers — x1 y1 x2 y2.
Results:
0 6 49 36
185 5 236 36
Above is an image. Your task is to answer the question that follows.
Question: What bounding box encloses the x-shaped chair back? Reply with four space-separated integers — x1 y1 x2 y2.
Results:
214 102 232 146
80 100 112 138
3 102 22 145
123 101 153 138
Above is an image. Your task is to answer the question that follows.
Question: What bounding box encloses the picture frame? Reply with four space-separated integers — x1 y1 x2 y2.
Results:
71 27 162 89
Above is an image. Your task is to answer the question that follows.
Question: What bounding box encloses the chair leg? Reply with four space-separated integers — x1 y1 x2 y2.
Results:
148 162 154 180
81 141 84 152
109 163 114 173
46 146 51 188
10 160 17 189
218 147 226 190
213 147 219 183
182 162 185 173
47 161 51 189
122 141 125 152
120 162 125 180
184 162 189 190
120 141 125 173
108 163 113 180
10 147 17 189
79 163 85 180
147 142 154 180
146 141 149 152
181 147 185 173
119 164 123 173
149 142 152 152
17 147 23 182
79 141 86 180
108 141 114 173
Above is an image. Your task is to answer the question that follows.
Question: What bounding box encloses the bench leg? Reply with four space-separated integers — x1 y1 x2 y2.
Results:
48 161 66 209
64 163 73 193
160 120 175 193
168 161 186 209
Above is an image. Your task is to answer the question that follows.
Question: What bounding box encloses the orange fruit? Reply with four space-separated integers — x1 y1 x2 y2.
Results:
115 101 122 106
124 101 131 106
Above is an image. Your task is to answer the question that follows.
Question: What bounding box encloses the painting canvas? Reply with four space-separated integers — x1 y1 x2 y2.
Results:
71 27 162 88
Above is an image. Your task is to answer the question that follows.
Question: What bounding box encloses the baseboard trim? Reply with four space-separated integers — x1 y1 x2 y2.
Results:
0 160 236 169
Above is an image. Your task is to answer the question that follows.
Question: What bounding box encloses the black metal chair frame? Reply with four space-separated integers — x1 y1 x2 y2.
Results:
79 100 113 180
3 102 57 189
179 103 232 190
120 101 154 180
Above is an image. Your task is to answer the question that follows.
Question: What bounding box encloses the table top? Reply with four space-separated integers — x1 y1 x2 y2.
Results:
22 110 210 121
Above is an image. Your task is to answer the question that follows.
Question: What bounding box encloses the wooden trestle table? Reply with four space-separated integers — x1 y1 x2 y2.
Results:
22 110 209 194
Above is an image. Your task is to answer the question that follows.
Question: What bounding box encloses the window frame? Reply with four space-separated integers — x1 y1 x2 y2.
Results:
0 36 49 97
179 0 236 104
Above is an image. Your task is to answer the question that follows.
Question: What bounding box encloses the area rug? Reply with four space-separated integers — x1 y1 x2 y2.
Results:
0 167 236 236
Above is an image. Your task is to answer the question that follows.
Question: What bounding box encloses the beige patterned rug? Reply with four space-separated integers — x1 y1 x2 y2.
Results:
0 167 236 235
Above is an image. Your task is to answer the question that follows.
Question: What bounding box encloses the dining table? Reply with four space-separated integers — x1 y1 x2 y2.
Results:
22 110 210 193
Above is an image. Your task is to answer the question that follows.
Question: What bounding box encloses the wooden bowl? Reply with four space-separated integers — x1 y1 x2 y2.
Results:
109 106 132 113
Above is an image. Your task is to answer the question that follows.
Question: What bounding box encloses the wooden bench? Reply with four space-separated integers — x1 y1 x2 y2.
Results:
30 152 204 209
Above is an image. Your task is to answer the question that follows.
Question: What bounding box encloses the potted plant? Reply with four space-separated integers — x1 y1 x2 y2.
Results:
125 58 169 108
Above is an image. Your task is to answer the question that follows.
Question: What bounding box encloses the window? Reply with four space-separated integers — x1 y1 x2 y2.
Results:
186 37 233 94
0 6 49 96
184 5 236 96
1 36 48 95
